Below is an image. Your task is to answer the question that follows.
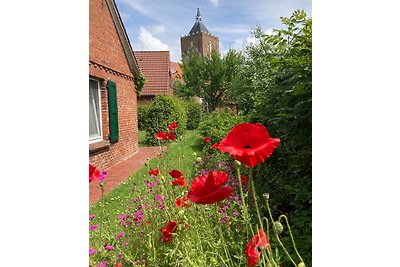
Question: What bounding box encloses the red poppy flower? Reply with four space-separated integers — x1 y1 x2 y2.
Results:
217 123 280 167
154 131 167 140
171 177 188 187
168 122 178 132
89 164 100 183
165 132 176 140
176 197 191 207
187 171 233 204
203 136 211 143
113 262 123 267
211 143 219 149
160 220 178 243
169 169 184 179
245 229 270 267
149 167 160 176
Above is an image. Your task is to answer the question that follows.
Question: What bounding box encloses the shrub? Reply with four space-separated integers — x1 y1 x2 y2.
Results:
185 100 203 130
144 95 187 145
198 109 245 149
137 105 150 130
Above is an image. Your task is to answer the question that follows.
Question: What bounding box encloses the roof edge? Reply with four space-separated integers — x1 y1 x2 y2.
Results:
105 0 140 79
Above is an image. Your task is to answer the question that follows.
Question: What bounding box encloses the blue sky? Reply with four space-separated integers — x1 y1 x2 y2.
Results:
115 0 312 62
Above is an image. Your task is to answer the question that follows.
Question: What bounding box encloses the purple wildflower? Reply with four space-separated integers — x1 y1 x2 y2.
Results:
96 262 109 267
115 231 126 240
133 211 144 223
232 211 240 217
145 180 154 189
89 214 95 220
155 194 163 202
122 241 129 247
105 245 115 251
89 247 96 256
99 169 109 181
89 224 98 231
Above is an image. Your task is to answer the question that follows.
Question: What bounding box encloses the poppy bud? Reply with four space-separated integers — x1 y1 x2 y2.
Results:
234 160 241 166
273 221 284 234
298 263 306 267
196 157 202 162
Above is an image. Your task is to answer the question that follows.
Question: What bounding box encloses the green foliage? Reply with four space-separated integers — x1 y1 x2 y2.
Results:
184 100 203 130
137 105 150 130
143 95 187 145
182 49 245 112
173 79 194 100
198 110 246 149
134 70 147 96
241 10 312 266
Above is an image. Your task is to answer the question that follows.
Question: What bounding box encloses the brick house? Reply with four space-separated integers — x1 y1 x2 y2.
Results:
134 51 173 105
89 0 141 170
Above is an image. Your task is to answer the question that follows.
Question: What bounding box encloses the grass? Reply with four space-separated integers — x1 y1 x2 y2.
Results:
89 130 203 233
138 130 148 147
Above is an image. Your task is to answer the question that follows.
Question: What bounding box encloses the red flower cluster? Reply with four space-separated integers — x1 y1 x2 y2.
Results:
176 197 191 208
160 221 178 243
187 171 233 204
245 229 271 267
89 164 100 183
217 123 280 167
169 169 188 186
149 167 160 176
168 122 178 132
203 136 211 143
154 131 176 141
154 122 179 141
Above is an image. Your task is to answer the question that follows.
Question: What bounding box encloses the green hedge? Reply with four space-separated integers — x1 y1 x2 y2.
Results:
185 100 203 130
144 95 187 145
198 110 245 149
137 105 150 130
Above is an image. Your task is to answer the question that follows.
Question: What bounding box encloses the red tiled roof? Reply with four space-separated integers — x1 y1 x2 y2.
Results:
134 51 172 96
170 61 183 80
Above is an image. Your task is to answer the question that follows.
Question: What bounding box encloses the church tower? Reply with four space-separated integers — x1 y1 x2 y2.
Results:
180 8 219 59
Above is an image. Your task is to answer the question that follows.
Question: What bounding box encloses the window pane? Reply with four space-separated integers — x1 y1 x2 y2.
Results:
89 80 101 140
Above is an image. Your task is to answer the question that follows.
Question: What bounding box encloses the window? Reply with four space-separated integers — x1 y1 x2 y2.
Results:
208 41 212 52
89 79 102 143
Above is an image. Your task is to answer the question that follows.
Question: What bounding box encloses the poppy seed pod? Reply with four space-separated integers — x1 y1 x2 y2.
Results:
273 221 284 234
298 263 306 267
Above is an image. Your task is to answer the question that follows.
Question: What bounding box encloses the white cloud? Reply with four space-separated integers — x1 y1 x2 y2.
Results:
152 24 166 33
137 27 169 51
208 0 221 7
231 35 258 51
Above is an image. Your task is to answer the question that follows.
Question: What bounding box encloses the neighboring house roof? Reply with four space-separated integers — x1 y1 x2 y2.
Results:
170 61 183 80
134 51 172 96
105 0 140 79
188 8 210 35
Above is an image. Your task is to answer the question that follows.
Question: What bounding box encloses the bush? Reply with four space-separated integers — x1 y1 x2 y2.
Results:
185 100 203 130
144 95 187 145
198 109 245 149
137 105 150 130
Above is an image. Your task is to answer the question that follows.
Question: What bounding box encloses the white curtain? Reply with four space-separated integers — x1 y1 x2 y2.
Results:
89 80 101 140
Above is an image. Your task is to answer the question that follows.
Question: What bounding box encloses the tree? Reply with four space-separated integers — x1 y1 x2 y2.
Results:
181 49 244 112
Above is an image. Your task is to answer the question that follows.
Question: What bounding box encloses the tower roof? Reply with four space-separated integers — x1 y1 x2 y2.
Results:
188 8 210 35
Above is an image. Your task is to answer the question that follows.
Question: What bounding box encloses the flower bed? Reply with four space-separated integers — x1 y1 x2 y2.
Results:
89 123 307 267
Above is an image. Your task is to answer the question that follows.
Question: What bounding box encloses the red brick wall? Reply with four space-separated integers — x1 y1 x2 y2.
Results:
89 0 139 170
181 33 219 57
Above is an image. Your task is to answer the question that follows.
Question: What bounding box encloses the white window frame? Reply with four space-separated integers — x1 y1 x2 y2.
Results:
89 78 103 143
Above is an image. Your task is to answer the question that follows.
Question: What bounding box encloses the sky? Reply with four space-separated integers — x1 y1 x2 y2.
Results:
115 0 312 62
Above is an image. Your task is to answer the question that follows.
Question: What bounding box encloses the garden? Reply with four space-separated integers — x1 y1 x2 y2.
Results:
90 10 311 267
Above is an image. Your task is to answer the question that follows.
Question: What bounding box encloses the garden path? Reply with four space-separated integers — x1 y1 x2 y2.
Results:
89 146 165 206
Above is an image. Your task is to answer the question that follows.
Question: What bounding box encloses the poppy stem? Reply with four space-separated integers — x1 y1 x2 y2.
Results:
264 196 297 266
278 215 304 265
249 169 277 267
236 164 254 237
